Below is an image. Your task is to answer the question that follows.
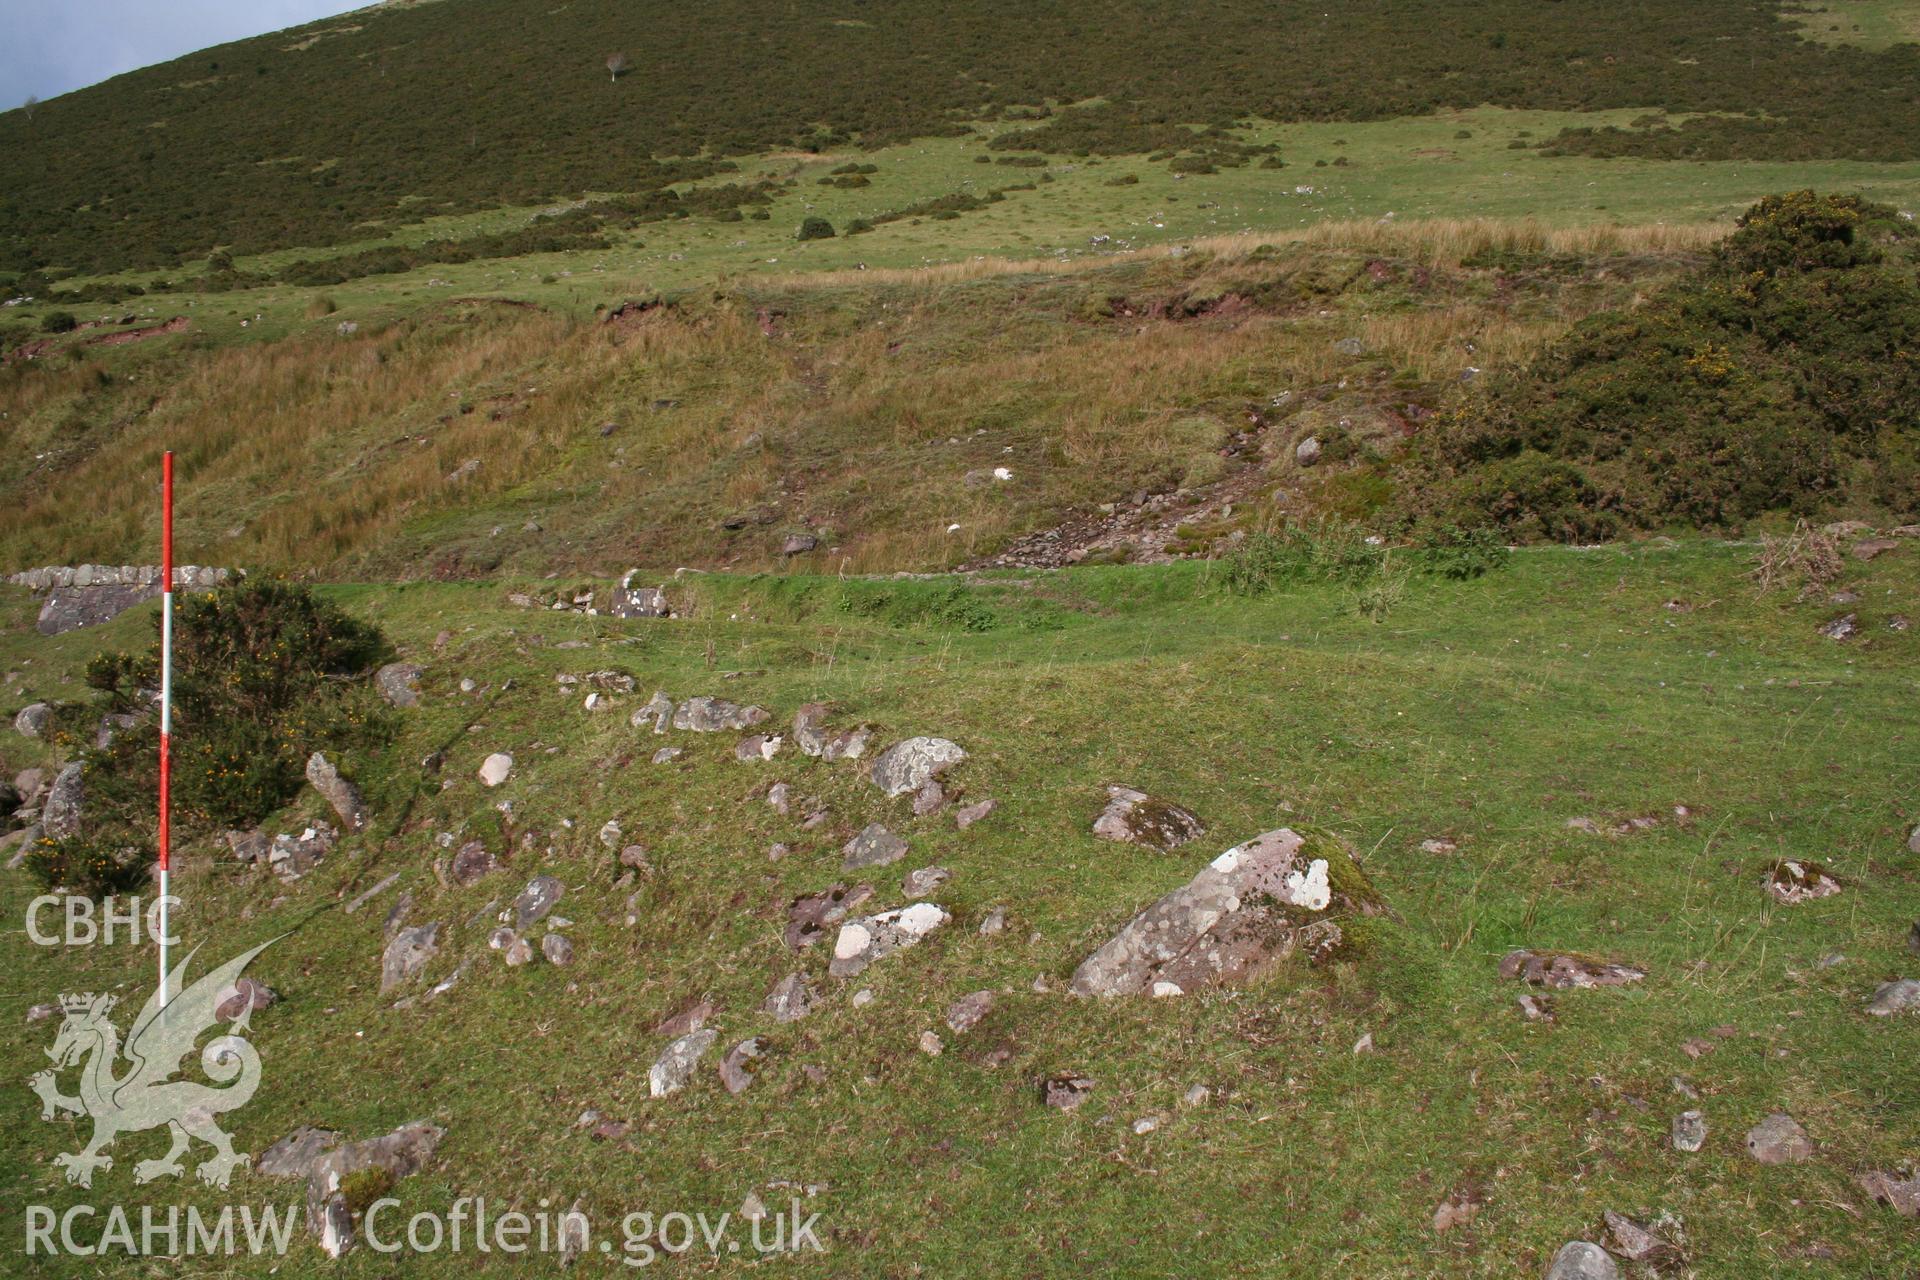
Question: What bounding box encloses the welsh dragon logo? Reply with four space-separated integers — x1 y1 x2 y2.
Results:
30 939 276 1189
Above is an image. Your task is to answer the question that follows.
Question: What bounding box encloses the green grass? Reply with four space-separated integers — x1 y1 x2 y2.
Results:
17 106 1920 352
1786 0 1920 47
1 540 1916 1274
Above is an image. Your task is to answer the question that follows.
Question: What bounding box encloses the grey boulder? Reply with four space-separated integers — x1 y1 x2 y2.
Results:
649 1029 719 1097
305 752 368 832
842 823 909 870
869 736 966 798
1069 828 1382 997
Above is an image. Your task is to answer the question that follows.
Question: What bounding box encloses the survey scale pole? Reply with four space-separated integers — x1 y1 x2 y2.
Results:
158 451 173 1005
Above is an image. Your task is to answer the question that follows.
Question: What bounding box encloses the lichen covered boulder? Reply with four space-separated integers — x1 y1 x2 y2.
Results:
1069 827 1384 997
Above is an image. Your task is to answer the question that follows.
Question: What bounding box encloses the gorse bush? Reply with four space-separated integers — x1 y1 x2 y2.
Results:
1404 192 1920 539
71 578 392 859
797 217 836 241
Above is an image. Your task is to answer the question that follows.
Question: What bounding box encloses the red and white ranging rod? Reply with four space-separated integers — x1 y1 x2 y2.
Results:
158 450 174 1004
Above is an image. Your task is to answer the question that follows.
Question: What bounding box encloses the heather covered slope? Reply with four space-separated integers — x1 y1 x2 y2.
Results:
6 0 1920 277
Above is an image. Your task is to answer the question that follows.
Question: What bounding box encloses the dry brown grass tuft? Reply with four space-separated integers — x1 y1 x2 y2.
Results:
1750 520 1844 597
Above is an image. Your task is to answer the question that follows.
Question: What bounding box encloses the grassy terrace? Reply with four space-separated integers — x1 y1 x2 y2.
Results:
2 541 1916 1275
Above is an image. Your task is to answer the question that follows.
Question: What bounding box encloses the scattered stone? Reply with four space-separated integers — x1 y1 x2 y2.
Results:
767 782 791 815
513 875 564 930
902 865 950 898
268 823 337 882
1516 993 1555 1022
610 585 671 619
869 736 967 798
1420 837 1458 855
842 823 908 870
255 1126 340 1179
828 902 951 978
303 753 367 832
487 926 518 951
1766 858 1842 903
1858 1168 1920 1217
649 1029 718 1097
1498 950 1646 990
618 844 651 871
823 726 871 761
215 977 278 1021
26 1002 58 1023
1351 1031 1375 1054
719 1037 767 1093
1332 336 1368 357
764 972 816 1022
740 1192 768 1222
792 703 833 756
379 924 439 994
597 819 622 848
1819 613 1857 641
375 663 423 708
735 734 781 761
478 753 513 787
541 933 574 965
1131 1115 1158 1135
1430 1189 1481 1233
558 1198 588 1265
1542 1241 1618 1280
654 1000 715 1039
1091 785 1206 851
785 883 874 949
945 991 994 1034
978 907 1007 936
1746 1113 1814 1164
1043 1074 1094 1111
501 934 534 965
1295 436 1322 467
1069 828 1383 997
13 702 51 738
304 1121 444 1258
632 691 674 733
673 696 768 733
954 798 997 829
343 871 402 914
918 1030 944 1056
851 988 875 1008
1600 1212 1677 1268
1867 978 1920 1015
226 829 270 864
651 747 682 764
1182 1083 1211 1108
1852 538 1899 561
911 778 945 816
1909 825 1920 855
1672 1110 1707 1153
782 533 818 556
42 762 84 840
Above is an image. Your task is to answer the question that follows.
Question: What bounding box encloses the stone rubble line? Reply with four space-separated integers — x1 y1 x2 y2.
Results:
7 564 235 590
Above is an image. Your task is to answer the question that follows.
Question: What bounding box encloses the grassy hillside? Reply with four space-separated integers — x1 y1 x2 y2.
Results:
0 218 1722 578
6 0 1920 277
2 541 1917 1275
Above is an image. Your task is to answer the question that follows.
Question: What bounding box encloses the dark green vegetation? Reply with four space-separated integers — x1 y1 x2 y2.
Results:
26 579 390 895
6 0 1920 277
2 543 1916 1275
1406 193 1920 539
